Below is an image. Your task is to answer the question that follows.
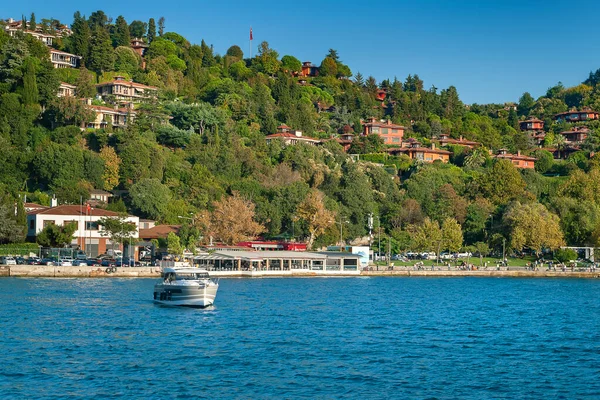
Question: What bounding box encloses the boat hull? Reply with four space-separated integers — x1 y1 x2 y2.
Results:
153 283 218 308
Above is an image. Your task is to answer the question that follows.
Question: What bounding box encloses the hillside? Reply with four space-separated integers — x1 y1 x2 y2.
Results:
2 10 600 255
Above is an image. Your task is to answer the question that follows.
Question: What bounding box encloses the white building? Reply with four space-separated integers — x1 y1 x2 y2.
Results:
27 205 140 257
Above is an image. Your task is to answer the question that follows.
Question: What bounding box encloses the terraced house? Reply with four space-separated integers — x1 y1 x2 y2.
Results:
96 76 158 103
362 118 405 145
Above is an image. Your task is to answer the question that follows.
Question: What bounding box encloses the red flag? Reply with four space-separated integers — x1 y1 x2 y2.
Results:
250 27 253 41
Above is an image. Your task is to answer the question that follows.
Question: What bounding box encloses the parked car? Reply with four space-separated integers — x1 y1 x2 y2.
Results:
1 256 17 265
40 258 56 266
26 256 42 265
100 258 116 267
57 259 73 266
15 257 28 265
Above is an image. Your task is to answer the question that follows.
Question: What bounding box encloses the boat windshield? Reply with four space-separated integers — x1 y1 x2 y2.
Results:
174 272 210 280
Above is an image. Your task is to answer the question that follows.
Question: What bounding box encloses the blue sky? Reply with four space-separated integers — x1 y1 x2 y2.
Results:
5 0 600 104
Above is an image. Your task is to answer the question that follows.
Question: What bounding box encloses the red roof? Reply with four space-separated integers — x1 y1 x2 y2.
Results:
139 225 181 239
388 147 451 156
27 205 123 217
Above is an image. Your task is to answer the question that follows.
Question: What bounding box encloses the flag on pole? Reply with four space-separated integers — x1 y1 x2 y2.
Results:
250 27 253 41
86 203 91 213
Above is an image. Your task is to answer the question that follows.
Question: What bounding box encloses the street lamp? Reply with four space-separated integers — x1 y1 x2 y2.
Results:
334 216 350 248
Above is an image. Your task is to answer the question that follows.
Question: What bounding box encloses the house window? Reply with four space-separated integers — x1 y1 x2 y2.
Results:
65 220 79 229
392 129 398 133
381 128 389 134
43 220 55 228
371 127 380 133
86 221 99 230
392 138 400 143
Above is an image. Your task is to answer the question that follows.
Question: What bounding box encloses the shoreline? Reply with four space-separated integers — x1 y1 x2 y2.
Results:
1 265 599 279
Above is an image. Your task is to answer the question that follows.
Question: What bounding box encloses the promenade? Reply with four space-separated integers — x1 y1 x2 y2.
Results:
1 265 599 279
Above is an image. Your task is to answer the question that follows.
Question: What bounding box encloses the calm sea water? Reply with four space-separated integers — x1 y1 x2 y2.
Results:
1 277 599 399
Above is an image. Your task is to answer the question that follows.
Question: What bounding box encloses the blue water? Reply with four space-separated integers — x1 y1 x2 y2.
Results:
1 277 599 399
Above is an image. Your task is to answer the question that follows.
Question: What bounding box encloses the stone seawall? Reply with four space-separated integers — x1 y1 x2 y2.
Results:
0 265 599 279
361 270 600 278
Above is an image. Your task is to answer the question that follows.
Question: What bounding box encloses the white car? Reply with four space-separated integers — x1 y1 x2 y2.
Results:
1 256 17 265
57 259 73 266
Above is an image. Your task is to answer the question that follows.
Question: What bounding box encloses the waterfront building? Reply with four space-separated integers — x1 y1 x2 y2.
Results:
26 205 140 257
192 250 361 273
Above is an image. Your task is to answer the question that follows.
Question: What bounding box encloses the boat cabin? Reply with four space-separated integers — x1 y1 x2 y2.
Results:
161 268 210 282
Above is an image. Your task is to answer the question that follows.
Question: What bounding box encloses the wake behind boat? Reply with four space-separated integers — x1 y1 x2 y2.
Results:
154 267 219 308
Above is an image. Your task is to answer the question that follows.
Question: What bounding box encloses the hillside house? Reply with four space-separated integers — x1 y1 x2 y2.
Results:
519 117 544 131
26 205 140 257
434 134 479 148
299 61 319 77
554 109 599 123
86 104 136 130
387 141 451 163
89 189 113 206
336 133 355 152
58 82 76 97
560 127 589 144
96 76 158 103
130 38 148 57
362 118 405 145
50 49 80 69
493 149 536 169
265 125 320 146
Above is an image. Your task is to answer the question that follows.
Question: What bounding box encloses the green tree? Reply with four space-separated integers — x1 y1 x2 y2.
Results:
158 17 165 36
29 13 37 31
295 189 335 249
88 27 114 74
517 92 536 116
0 200 25 244
473 241 489 266
281 55 302 73
476 160 526 205
114 46 141 75
130 178 172 221
75 67 96 98
167 231 183 255
319 57 337 76
147 18 156 44
36 222 77 247
22 57 38 105
503 201 565 254
255 41 280 75
113 16 131 47
128 20 147 38
68 12 91 64
98 215 137 253
226 45 244 60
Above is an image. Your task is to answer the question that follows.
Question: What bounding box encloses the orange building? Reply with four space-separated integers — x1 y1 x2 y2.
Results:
554 108 599 123
336 133 355 152
519 117 544 131
387 142 451 163
265 125 320 146
362 118 405 145
493 149 536 169
299 61 318 77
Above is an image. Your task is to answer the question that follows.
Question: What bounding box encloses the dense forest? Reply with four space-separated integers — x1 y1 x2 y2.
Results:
2 10 600 255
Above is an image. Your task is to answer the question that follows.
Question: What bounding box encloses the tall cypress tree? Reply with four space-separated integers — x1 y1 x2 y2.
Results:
89 27 115 74
29 13 37 31
69 12 91 64
147 18 156 44
158 17 165 36
22 58 38 106
113 15 130 47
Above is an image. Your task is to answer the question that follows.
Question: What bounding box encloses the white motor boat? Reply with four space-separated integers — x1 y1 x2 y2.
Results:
154 267 219 308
